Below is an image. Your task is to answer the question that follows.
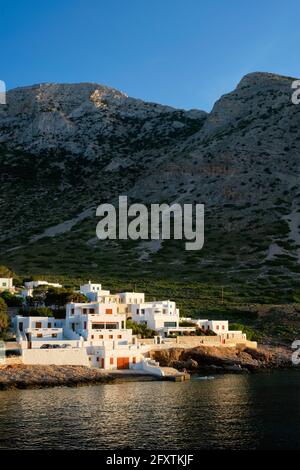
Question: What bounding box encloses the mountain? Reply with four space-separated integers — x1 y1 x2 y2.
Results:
0 72 300 307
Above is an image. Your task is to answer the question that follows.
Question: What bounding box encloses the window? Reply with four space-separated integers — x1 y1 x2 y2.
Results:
84 321 87 329
19 322 23 332
92 323 118 329
109 335 113 339
83 308 87 314
164 322 177 328
71 308 75 315
96 357 99 362
99 335 103 339
89 308 95 314
110 357 114 365
47 323 51 328
37 333 43 338
52 333 57 338
141 309 145 315
106 309 113 315
216 325 219 330
117 335 122 339
133 357 136 364
136 309 139 314
91 335 94 339
222 325 225 330
35 322 42 329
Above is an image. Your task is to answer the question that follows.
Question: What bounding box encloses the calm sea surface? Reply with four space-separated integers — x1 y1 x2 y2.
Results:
0 370 299 450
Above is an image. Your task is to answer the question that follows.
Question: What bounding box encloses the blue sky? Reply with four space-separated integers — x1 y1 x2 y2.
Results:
1 0 300 111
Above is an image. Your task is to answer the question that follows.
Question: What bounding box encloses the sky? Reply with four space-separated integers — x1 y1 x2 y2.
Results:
1 0 300 111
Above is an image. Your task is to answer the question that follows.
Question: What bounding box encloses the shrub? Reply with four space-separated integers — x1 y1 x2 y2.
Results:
0 297 9 334
0 291 23 307
229 322 257 341
20 307 54 317
126 320 156 338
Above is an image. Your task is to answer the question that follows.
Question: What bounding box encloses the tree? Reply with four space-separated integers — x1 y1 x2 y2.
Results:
126 320 156 338
45 288 87 309
0 265 21 287
292 290 300 303
0 291 23 307
0 265 13 278
0 297 9 333
20 307 53 317
27 285 49 307
229 323 257 341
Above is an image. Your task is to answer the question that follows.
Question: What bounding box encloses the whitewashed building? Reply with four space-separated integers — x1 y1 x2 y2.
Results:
15 316 64 348
79 281 110 301
180 318 246 343
15 301 146 370
14 280 253 369
0 277 14 292
79 282 145 307
130 300 196 337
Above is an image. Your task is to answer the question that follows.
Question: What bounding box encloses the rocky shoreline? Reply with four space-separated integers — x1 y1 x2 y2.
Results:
0 345 297 391
150 345 296 374
0 364 115 390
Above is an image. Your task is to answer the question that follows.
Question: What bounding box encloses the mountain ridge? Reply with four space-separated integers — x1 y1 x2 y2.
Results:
0 71 299 306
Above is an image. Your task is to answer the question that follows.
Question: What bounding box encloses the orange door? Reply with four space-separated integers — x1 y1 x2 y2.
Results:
101 358 105 368
117 357 129 369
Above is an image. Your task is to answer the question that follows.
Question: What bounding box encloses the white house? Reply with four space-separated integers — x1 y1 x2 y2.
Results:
15 316 64 348
79 281 110 301
195 319 229 334
130 300 195 337
80 282 146 306
15 302 146 370
180 317 246 343
118 291 145 305
0 277 14 292
64 301 143 369
65 301 126 341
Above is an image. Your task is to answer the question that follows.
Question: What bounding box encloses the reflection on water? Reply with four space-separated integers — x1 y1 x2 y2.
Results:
0 371 299 450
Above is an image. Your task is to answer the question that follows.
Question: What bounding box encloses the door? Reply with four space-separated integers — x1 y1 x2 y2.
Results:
117 357 129 369
26 333 32 349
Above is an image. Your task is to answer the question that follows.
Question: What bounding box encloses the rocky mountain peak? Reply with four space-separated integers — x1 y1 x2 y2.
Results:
0 72 300 292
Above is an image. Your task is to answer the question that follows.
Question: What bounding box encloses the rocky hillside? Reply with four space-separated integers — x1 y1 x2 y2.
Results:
0 72 300 302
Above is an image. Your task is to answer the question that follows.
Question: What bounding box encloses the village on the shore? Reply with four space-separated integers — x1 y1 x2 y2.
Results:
0 276 257 378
